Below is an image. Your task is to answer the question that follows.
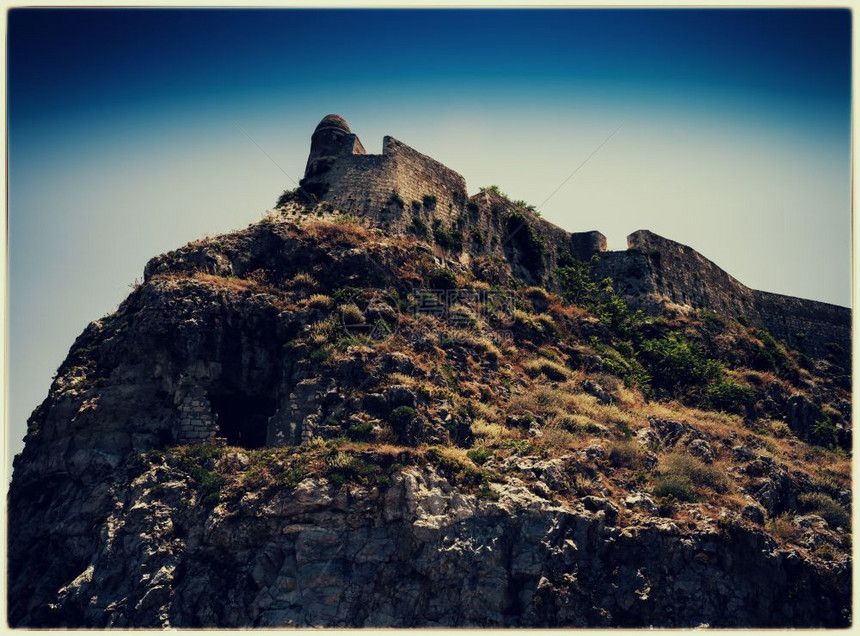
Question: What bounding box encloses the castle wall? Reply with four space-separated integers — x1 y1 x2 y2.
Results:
174 388 217 444
569 231 607 260
314 136 468 229
625 230 759 318
384 136 468 226
593 230 851 366
591 251 658 299
753 290 851 363
322 154 397 215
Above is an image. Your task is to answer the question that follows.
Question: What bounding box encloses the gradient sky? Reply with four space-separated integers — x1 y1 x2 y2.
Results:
6 8 852 477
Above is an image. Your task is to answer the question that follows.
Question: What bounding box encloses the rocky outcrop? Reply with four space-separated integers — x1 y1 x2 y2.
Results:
8 460 849 628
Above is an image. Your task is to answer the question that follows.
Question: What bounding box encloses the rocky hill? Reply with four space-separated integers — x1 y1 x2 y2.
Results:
7 117 851 627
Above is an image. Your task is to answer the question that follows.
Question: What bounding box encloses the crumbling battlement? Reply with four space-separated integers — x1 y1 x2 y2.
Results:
300 115 467 225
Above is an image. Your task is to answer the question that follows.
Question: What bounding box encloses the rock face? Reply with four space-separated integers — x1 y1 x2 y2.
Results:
7 115 852 627
8 462 849 628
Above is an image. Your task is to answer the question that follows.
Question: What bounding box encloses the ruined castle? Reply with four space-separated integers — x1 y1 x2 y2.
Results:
165 114 849 448
297 113 850 364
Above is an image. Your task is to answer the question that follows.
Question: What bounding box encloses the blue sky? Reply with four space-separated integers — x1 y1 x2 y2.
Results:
6 8 852 474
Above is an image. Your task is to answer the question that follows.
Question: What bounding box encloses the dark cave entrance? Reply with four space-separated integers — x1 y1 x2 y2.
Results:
208 392 277 449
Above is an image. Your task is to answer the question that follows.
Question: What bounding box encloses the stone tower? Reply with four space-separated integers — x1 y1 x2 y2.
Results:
301 114 366 197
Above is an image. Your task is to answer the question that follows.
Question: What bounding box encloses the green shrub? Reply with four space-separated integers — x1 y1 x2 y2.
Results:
652 473 697 502
798 492 850 530
706 379 755 412
480 184 504 196
346 420 374 442
389 192 404 207
557 258 599 306
428 268 458 290
433 225 464 251
752 329 795 378
698 309 726 329
409 215 428 237
177 446 226 505
310 345 333 365
326 452 386 489
467 447 493 465
422 194 437 208
505 211 544 272
275 188 298 208
810 417 838 448
466 200 480 213
389 406 417 438
278 466 308 488
592 342 653 396
639 333 720 394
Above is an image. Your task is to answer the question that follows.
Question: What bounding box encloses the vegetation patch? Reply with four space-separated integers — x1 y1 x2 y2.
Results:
797 492 850 530
652 452 728 501
608 440 649 469
175 445 227 506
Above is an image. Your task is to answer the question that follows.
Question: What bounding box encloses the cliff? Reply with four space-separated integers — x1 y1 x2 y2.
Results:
6 116 852 628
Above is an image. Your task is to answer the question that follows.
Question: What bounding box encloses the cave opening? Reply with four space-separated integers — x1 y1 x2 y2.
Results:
208 391 276 449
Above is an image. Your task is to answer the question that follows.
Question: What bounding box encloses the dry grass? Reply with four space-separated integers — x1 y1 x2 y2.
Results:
339 303 365 324
308 316 339 345
523 358 570 381
565 391 635 428
607 439 649 469
471 400 502 424
160 272 264 294
307 294 334 309
538 421 579 449
287 272 318 291
638 402 742 442
449 304 480 328
471 419 521 442
302 219 371 246
767 514 803 544
659 452 730 494
446 329 502 363
505 384 638 439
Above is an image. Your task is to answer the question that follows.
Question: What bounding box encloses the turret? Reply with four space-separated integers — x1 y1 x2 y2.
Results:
301 115 366 197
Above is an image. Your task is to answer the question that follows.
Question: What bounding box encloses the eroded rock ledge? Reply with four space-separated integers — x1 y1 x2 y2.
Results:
8 458 849 628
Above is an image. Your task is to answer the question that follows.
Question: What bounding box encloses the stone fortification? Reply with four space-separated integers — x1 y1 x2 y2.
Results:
593 230 850 367
298 115 849 365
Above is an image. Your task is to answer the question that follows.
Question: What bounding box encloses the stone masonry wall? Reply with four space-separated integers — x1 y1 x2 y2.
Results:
592 230 850 366
317 136 468 229
322 154 395 216
754 290 851 363
175 388 217 444
384 136 468 227
626 230 758 317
